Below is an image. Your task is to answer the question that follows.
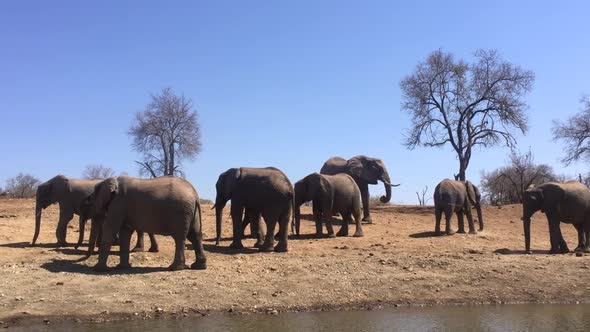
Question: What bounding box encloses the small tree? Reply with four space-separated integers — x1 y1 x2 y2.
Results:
129 87 202 178
552 96 590 165
400 49 535 181
416 185 430 206
480 150 555 204
82 164 116 179
5 173 41 198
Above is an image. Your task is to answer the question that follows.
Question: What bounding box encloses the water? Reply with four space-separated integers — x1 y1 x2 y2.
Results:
16 304 590 331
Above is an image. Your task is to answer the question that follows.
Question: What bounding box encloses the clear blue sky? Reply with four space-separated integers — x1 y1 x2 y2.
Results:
1 1 589 203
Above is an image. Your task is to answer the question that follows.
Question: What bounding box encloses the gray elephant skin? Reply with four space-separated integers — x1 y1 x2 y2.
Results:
215 167 293 252
86 176 207 271
294 173 364 238
32 175 101 246
433 179 484 235
320 155 399 222
522 181 590 254
77 200 158 256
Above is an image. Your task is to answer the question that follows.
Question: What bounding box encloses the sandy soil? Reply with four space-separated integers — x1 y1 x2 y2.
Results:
1 198 589 327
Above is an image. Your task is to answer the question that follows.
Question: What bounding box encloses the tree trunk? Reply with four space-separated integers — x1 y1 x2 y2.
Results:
457 158 467 181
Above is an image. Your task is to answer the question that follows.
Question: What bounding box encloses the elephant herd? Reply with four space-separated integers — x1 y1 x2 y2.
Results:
30 155 398 272
29 154 590 272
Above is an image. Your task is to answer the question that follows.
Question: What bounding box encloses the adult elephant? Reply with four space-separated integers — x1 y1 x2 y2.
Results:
32 175 100 247
433 179 484 235
87 176 206 271
320 155 399 222
214 167 293 252
522 181 590 254
293 173 364 238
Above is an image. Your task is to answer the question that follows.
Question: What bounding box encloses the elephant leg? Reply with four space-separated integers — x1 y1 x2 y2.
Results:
254 216 264 248
548 218 568 254
574 224 584 252
325 216 335 238
132 231 145 252
187 228 207 270
456 211 466 234
56 210 73 247
86 218 100 256
274 209 289 252
229 205 245 249
444 207 455 235
352 207 364 237
116 227 133 270
169 237 188 271
583 223 590 253
260 214 277 252
75 216 87 250
435 207 442 235
148 233 159 252
337 212 351 237
359 182 372 223
313 207 323 237
464 207 477 234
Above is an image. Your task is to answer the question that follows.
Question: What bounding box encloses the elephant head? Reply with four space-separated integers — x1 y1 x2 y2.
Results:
465 181 484 232
347 156 399 203
214 168 241 245
293 173 332 236
521 186 546 254
88 177 119 217
32 175 71 245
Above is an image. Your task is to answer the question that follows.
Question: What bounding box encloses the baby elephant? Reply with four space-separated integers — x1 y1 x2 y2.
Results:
433 179 484 235
294 173 364 238
86 176 207 272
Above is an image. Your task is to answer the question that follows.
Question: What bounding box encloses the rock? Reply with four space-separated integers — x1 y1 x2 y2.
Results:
155 307 163 314
43 319 50 324
56 282 64 286
15 297 23 301
576 252 584 257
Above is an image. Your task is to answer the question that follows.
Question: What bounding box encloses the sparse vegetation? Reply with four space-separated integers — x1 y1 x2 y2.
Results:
4 173 41 198
480 150 556 205
552 96 590 165
416 185 430 206
401 49 535 181
82 164 115 179
129 87 202 178
369 195 392 206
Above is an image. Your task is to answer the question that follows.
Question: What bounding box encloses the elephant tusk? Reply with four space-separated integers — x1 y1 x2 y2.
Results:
211 204 216 210
383 180 401 187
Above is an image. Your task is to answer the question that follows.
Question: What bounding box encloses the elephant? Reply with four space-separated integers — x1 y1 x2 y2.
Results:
76 200 158 256
86 176 207 271
293 173 364 238
214 167 293 252
522 181 590 254
320 155 399 223
433 179 484 235
32 175 101 246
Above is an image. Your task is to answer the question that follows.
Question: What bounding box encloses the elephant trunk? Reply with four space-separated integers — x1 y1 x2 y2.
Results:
523 218 532 254
32 202 42 245
380 170 393 203
215 203 224 245
476 205 484 231
294 202 301 236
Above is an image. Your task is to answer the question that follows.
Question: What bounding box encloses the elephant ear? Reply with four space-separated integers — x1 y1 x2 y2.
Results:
49 175 71 203
539 184 565 214
222 168 242 200
465 181 479 207
310 174 333 213
346 157 364 178
94 177 119 214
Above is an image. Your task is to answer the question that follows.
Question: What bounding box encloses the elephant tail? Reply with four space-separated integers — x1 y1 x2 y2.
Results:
194 199 203 235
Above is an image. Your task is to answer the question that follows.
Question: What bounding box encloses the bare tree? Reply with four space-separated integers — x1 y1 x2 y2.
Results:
400 49 535 181
480 150 555 205
416 185 430 206
129 87 202 178
5 173 41 198
552 96 590 165
82 164 116 179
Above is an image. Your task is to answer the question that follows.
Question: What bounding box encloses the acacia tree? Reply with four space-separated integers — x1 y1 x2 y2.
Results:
5 173 41 198
400 49 535 181
480 150 555 204
552 96 590 165
82 164 115 179
129 88 202 178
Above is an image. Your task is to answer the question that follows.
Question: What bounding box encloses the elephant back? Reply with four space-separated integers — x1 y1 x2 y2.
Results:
320 156 348 175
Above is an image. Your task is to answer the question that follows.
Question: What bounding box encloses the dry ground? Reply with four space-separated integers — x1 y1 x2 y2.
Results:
1 199 589 327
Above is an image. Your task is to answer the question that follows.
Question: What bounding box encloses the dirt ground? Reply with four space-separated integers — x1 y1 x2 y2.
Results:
1 199 589 327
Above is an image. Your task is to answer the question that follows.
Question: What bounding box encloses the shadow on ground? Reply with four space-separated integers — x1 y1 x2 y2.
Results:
40 258 169 275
